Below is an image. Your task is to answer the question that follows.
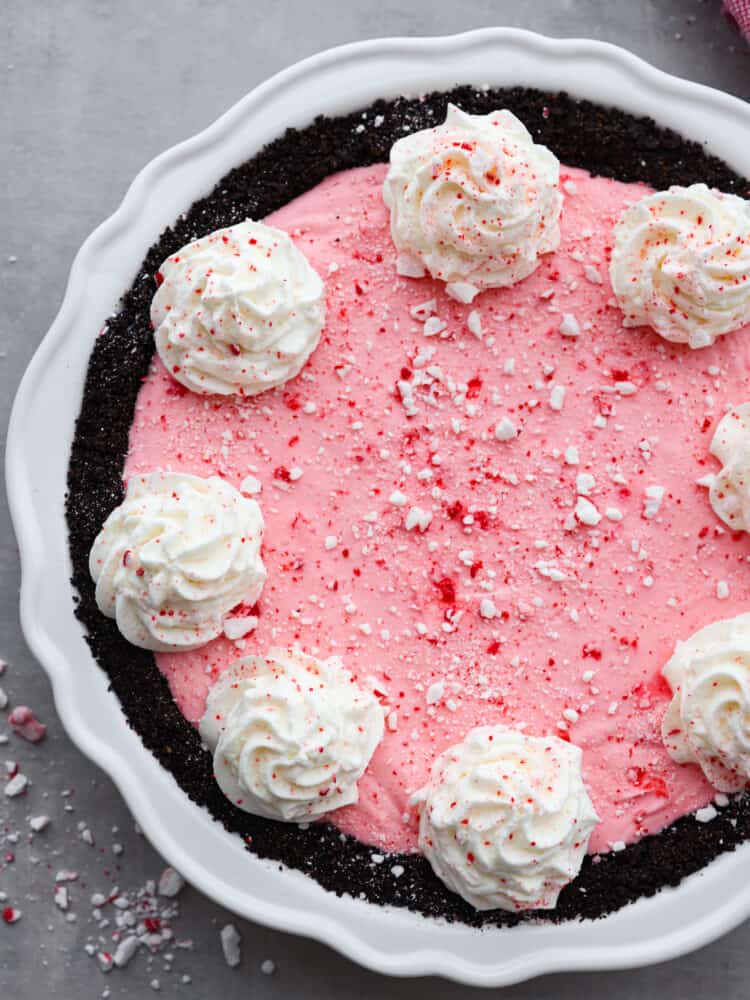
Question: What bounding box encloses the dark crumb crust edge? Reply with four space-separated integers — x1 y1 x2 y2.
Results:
66 85 750 928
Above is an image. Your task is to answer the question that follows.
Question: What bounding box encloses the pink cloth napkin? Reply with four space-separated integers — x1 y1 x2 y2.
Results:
723 0 750 39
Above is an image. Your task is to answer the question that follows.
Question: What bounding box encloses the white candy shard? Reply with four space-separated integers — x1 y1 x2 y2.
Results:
494 417 517 442
114 936 140 969
158 867 185 898
549 385 566 411
559 313 581 338
405 507 432 532
446 282 479 304
643 485 665 519
220 924 242 968
479 598 498 620
575 497 601 526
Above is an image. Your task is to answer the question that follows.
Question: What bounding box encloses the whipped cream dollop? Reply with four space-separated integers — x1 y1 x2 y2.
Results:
382 104 562 291
411 726 598 911
152 220 325 396
90 471 266 651
662 614 750 792
704 403 750 532
199 648 385 821
610 184 750 348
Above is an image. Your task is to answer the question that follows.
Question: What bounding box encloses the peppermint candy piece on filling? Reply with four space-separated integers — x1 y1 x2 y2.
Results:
410 725 598 911
199 648 384 821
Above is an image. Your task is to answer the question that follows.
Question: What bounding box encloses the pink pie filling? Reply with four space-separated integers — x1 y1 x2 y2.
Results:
125 163 750 855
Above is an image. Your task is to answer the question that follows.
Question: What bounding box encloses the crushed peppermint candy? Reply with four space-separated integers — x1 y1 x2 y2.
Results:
8 705 46 743
615 380 637 396
239 475 262 495
695 805 718 824
479 598 499 620
220 923 242 967
113 935 140 969
97 951 114 973
575 497 601 527
396 252 426 278
223 616 259 640
445 281 479 304
534 560 567 582
559 313 581 338
426 682 445 705
467 310 483 338
409 298 437 321
4 772 27 797
583 265 603 284
576 473 595 496
494 417 517 441
423 316 446 338
404 507 432 532
158 867 185 898
643 485 665 519
549 384 566 411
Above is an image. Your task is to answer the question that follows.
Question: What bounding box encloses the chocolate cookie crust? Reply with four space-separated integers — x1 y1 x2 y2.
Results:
66 85 750 928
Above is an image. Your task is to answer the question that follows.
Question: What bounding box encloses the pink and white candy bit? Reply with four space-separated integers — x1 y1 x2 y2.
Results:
8 706 46 743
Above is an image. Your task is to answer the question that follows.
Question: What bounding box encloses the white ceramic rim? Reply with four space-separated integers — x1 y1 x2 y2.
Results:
7 28 750 987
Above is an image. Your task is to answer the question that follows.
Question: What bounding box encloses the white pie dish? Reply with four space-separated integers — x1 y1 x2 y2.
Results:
7 27 750 986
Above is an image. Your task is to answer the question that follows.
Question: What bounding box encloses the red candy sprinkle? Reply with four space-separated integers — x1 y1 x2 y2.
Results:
434 577 456 605
466 376 483 399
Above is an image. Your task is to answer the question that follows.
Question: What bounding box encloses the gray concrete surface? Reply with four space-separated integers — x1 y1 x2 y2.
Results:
2 1 749 997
